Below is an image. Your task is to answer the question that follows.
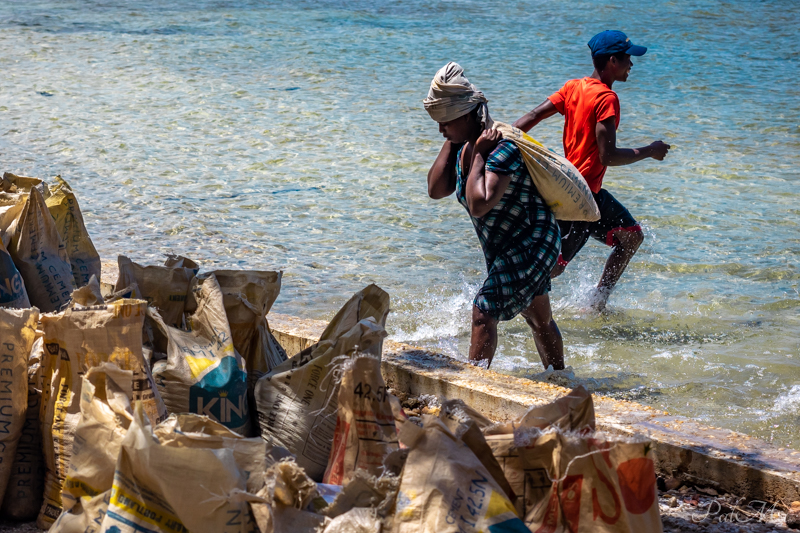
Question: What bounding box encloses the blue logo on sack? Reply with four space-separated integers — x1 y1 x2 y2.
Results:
189 357 249 429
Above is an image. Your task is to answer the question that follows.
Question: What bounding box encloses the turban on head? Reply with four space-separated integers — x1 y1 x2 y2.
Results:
423 62 494 129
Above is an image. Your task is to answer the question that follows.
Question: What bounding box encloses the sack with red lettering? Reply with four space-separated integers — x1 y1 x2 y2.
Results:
512 428 662 533
255 284 390 481
391 414 526 533
323 353 399 485
9 186 74 312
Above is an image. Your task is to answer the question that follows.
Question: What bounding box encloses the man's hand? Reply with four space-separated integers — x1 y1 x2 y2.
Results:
648 140 670 161
474 128 502 158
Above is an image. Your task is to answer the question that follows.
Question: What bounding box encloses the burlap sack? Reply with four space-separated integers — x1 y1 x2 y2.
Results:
0 237 30 308
151 273 251 435
9 186 75 312
99 403 263 533
53 363 134 533
513 429 662 533
494 122 600 222
256 284 390 481
45 176 101 289
115 254 198 328
392 414 527 533
323 354 399 485
1 336 46 520
0 307 39 505
38 299 167 528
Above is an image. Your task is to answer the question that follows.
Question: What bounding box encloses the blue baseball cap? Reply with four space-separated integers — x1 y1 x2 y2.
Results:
588 30 647 57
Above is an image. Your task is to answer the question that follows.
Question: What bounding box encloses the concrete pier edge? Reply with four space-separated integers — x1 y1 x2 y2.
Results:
268 312 800 506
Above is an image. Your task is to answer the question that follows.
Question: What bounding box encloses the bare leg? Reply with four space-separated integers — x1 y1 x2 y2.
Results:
469 305 498 367
593 229 644 311
521 294 565 370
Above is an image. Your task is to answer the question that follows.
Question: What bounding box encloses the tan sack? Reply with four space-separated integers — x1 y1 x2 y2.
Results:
513 429 662 533
53 363 134 533
485 386 596 517
494 122 600 222
437 401 513 501
210 269 287 380
99 403 263 533
0 192 26 249
392 414 527 533
324 353 399 485
38 299 167 529
1 336 46 520
2 172 51 199
0 237 30 308
9 186 75 312
115 254 198 328
256 284 390 481
323 507 382 533
485 385 595 436
150 273 251 435
69 274 104 307
250 459 330 533
323 470 400 520
199 270 288 433
45 176 101 288
0 307 38 504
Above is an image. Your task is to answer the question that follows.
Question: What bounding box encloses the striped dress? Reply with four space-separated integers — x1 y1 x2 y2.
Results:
456 139 560 321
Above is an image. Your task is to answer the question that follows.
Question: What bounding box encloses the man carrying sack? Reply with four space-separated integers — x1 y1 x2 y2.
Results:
514 31 671 311
423 62 565 371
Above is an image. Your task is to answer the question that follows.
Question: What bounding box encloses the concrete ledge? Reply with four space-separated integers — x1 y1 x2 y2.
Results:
269 312 800 506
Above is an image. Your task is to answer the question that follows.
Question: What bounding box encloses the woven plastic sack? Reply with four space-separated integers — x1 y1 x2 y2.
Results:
494 122 600 222
0 307 39 505
0 237 30 308
255 284 390 481
151 273 251 435
45 176 101 288
9 186 74 312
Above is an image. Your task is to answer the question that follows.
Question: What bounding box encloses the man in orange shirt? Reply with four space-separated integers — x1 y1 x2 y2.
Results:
514 30 670 310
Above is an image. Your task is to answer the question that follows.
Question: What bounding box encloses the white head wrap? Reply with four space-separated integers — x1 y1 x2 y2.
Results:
423 62 494 129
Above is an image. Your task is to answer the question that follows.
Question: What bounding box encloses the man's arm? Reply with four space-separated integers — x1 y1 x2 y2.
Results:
513 99 559 132
466 130 511 218
427 140 460 199
596 117 670 166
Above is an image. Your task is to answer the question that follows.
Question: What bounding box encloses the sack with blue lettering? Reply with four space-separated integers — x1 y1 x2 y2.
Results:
0 237 30 309
45 176 101 289
151 273 252 436
8 186 74 312
392 414 528 533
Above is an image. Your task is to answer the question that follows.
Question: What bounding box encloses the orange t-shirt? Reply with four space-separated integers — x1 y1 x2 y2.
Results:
548 78 620 193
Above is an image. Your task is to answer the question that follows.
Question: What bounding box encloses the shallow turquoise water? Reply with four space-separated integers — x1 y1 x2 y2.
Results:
0 0 798 447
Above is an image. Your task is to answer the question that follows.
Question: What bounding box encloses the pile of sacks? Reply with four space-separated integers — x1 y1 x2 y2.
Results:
0 174 663 532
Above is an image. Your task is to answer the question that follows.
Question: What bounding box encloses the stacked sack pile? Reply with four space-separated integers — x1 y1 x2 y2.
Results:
0 173 663 533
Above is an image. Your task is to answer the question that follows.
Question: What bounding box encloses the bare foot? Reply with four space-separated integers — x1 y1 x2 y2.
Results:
551 263 566 278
